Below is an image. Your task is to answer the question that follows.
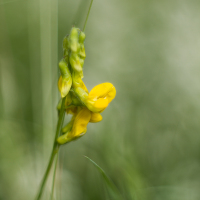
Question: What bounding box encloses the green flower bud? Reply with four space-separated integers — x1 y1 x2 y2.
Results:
79 58 84 67
72 71 85 89
69 27 79 52
79 45 86 58
69 53 82 72
59 60 71 78
63 49 68 58
73 87 88 104
58 60 72 97
79 31 86 43
63 36 69 51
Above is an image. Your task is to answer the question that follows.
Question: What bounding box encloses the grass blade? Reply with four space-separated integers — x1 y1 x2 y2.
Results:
84 156 121 199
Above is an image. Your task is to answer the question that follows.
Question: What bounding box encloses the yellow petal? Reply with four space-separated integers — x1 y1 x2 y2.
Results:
69 107 91 138
86 98 108 113
89 82 116 103
90 113 102 123
83 83 116 112
73 82 116 113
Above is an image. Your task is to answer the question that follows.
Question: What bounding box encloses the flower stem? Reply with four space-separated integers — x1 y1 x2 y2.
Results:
50 152 59 200
83 0 93 32
35 96 66 200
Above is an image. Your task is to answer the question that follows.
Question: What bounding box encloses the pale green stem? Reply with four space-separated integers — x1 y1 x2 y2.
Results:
83 0 93 32
50 152 59 200
35 96 66 200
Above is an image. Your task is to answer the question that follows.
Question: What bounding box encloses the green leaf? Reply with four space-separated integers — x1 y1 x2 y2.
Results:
84 156 121 199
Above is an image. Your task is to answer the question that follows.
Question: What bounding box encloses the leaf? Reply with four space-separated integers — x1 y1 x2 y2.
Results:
84 156 121 199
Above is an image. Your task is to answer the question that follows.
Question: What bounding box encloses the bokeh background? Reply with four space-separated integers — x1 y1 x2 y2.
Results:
1 0 200 199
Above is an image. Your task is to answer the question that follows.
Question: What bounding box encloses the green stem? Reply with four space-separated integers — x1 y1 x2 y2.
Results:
35 96 66 200
50 152 59 200
83 0 93 32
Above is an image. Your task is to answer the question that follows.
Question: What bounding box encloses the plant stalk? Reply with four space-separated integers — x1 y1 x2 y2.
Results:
83 0 93 32
35 96 66 200
50 152 59 200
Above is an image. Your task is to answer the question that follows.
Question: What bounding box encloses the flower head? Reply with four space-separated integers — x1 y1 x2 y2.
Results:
57 27 116 145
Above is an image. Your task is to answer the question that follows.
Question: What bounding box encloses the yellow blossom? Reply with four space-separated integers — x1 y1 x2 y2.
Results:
57 107 91 144
87 82 116 112
74 82 116 113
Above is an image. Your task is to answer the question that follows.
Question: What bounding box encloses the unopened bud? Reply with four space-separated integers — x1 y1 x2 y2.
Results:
79 31 86 43
69 27 79 52
63 36 69 51
79 45 86 58
69 53 82 72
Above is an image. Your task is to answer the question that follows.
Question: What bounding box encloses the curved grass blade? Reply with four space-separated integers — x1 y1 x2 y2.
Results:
84 156 121 199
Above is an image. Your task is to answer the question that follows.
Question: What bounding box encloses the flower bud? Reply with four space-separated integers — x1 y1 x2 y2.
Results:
59 60 71 77
58 76 72 98
69 27 79 52
58 60 72 97
79 31 85 43
73 86 89 102
63 36 69 51
79 58 84 67
69 52 82 72
79 45 86 58
72 72 88 92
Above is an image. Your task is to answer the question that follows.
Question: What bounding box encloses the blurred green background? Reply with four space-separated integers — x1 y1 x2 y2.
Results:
1 0 200 199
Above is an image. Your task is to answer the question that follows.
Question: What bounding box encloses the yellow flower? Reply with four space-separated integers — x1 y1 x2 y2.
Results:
74 82 116 112
69 107 91 137
87 82 116 112
57 107 91 144
57 82 115 145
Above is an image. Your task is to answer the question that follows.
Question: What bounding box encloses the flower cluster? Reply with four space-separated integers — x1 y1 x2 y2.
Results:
57 27 116 144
